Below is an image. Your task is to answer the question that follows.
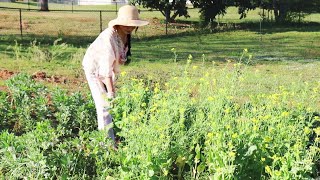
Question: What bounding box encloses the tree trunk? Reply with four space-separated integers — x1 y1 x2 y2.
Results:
273 0 288 23
165 9 171 23
40 0 49 11
273 0 279 22
278 0 287 23
171 11 180 22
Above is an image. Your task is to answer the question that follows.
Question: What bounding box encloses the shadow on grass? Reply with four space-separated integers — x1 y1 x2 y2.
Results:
238 21 320 34
1 21 319 62
135 20 320 42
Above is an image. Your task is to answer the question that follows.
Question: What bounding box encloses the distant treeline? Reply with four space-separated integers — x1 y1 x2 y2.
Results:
131 0 320 24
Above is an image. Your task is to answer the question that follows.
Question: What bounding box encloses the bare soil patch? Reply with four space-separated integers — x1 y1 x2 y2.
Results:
0 69 14 80
0 69 85 92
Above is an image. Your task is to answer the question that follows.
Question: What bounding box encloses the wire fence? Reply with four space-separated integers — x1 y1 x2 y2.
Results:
0 3 195 38
1 7 115 37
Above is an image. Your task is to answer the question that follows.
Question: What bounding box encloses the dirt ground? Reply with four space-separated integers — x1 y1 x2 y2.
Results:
0 69 85 92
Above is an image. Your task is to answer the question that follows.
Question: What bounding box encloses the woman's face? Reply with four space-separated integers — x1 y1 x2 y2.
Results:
118 25 136 35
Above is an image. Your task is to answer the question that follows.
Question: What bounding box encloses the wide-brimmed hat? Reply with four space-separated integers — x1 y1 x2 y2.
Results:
108 5 149 27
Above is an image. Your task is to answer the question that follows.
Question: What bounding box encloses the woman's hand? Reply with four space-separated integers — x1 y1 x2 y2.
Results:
107 92 115 99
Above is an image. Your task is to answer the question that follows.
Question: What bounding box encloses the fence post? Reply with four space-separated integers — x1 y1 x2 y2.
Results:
100 11 102 32
165 9 169 35
260 18 262 41
116 2 117 15
19 9 23 38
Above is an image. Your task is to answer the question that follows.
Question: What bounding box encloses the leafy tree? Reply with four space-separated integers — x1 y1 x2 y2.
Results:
288 0 320 22
190 0 228 26
235 0 320 23
234 0 260 19
130 0 189 22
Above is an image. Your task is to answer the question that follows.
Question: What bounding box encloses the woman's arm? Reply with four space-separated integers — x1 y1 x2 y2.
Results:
104 77 115 98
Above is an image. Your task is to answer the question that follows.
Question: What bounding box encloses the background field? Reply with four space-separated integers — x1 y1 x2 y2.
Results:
0 2 320 179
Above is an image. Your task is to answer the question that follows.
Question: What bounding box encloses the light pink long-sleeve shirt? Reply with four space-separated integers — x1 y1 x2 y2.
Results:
82 27 127 79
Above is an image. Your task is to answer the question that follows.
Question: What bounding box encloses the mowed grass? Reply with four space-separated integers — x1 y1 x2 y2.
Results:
132 30 320 63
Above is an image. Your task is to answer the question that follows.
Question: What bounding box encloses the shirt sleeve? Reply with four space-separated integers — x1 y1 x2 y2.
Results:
97 32 116 78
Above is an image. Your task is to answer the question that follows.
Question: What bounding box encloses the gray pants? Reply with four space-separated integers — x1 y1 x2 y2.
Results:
85 72 115 142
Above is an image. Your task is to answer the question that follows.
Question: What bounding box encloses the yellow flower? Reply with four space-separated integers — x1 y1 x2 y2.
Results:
243 48 248 53
264 136 272 143
252 118 258 123
314 127 320 136
229 151 236 158
207 96 214 101
216 167 222 173
265 166 272 174
232 133 238 139
304 127 311 135
281 111 290 118
263 115 271 120
129 115 137 122
139 111 144 117
163 168 169 176
274 170 281 176
154 87 160 93
224 108 231 114
271 154 279 161
150 107 157 112
120 71 127 76
227 96 234 100
207 132 214 139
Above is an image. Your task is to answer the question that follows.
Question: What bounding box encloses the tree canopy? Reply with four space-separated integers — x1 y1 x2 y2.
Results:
235 0 320 23
131 0 320 24
190 0 228 26
130 0 189 22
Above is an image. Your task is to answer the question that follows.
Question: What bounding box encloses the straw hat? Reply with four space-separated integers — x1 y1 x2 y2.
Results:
108 5 149 27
